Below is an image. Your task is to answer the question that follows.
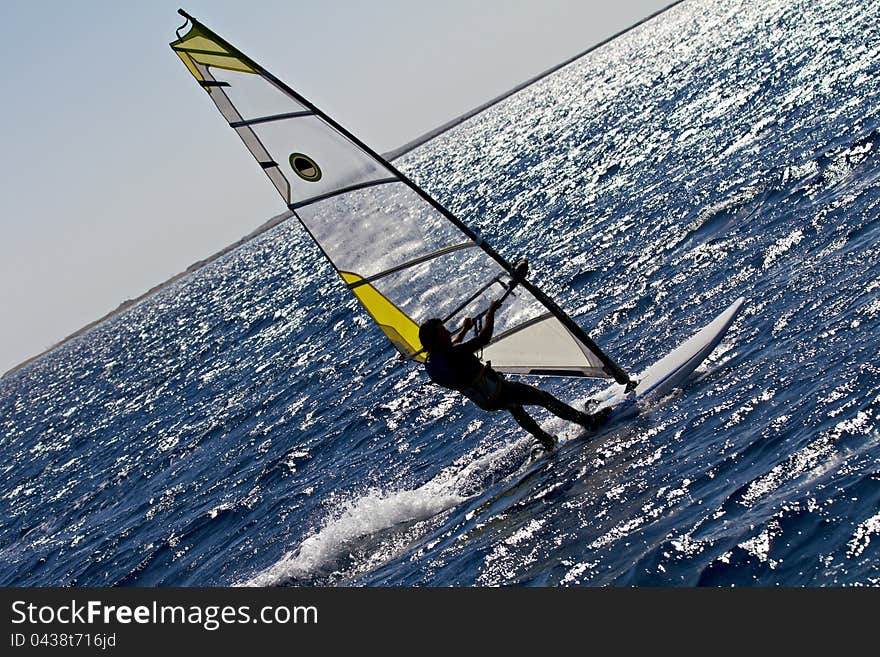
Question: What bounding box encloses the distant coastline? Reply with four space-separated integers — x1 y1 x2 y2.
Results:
1 210 291 379
382 1 684 161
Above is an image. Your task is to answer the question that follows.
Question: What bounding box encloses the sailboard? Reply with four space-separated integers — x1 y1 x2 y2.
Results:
592 297 745 423
169 10 741 405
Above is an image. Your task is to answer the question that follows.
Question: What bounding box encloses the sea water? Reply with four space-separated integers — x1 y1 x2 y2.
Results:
2 0 879 586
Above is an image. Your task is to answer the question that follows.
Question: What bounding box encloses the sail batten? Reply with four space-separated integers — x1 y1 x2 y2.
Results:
287 178 399 210
229 111 315 128
346 243 477 289
170 10 633 384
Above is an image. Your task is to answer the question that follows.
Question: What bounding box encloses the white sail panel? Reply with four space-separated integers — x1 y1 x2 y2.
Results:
249 115 395 206
482 314 608 377
207 65 309 120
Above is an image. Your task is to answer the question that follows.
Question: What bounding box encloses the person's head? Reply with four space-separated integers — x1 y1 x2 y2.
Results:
419 318 450 353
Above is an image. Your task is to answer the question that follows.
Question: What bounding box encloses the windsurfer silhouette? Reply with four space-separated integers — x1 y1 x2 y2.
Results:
419 298 611 452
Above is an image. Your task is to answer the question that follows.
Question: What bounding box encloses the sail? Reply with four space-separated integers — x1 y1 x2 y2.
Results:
169 10 632 383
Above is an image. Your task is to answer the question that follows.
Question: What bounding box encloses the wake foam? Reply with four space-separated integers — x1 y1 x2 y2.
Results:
241 437 535 586
244 485 464 586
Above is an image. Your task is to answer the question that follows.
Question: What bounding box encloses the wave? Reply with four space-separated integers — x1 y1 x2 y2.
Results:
240 437 535 586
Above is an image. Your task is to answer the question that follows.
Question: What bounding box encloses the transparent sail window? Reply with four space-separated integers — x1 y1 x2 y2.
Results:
365 248 545 336
296 183 474 279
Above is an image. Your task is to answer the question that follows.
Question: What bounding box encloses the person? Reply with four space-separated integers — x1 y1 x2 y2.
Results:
418 299 611 452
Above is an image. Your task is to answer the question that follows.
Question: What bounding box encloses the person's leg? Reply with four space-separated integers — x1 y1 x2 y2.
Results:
508 404 556 450
502 381 592 425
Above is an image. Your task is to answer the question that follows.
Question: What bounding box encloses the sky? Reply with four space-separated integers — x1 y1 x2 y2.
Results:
0 0 677 375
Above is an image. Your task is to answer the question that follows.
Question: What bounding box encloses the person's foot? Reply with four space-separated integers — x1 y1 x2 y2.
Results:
578 406 612 430
535 433 557 452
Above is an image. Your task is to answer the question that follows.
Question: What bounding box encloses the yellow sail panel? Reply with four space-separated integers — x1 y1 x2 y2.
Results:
340 272 424 362
170 24 257 82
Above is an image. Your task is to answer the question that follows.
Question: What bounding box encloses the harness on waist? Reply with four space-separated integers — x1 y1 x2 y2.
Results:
460 363 505 410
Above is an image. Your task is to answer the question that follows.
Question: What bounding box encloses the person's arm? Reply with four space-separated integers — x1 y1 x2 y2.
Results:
451 317 474 345
472 299 501 349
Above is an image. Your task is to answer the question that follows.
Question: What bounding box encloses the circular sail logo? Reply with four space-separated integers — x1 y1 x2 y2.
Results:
289 153 322 182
